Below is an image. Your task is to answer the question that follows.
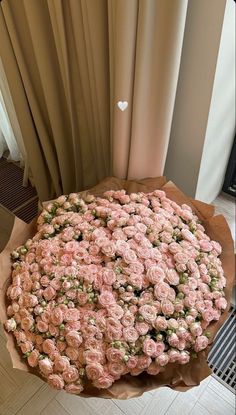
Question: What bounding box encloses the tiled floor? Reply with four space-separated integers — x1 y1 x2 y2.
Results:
0 192 235 414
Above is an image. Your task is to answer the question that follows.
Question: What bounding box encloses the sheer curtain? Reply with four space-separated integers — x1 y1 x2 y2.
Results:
0 58 28 184
0 90 21 161
0 59 21 160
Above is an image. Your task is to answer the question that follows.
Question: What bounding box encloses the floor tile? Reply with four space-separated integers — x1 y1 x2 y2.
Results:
190 402 211 415
198 384 235 415
208 377 235 408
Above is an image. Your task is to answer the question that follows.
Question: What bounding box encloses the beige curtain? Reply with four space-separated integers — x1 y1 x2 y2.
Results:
0 0 187 201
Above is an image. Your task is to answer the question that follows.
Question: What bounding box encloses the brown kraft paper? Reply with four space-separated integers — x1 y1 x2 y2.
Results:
0 177 235 399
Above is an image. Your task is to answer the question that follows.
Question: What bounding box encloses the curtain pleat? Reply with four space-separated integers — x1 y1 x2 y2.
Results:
0 0 188 201
127 0 189 179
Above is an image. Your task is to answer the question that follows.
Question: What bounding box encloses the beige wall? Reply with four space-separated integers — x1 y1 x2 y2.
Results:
196 0 235 202
164 0 227 199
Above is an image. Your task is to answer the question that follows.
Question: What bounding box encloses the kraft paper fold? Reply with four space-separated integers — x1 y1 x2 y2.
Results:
0 177 234 399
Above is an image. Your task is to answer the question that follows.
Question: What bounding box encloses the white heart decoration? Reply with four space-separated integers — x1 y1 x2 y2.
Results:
117 101 128 111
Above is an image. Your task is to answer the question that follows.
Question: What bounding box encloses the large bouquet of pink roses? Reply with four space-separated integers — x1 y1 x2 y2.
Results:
4 186 229 395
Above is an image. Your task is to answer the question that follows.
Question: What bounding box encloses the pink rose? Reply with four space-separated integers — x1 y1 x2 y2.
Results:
137 247 151 259
12 302 20 313
35 335 43 345
168 242 182 254
147 266 165 284
168 349 180 363
181 229 196 242
123 327 139 343
174 252 189 264
139 305 156 323
126 355 138 369
65 321 81 332
211 241 222 255
127 273 143 289
5 318 17 332
64 331 82 348
43 286 56 301
154 316 168 331
107 327 122 341
47 324 59 337
112 230 127 241
42 339 55 354
167 333 179 348
102 269 116 285
86 363 104 380
84 349 104 364
176 263 187 272
98 291 115 307
139 292 154 306
143 339 157 357
121 312 135 327
136 223 147 233
65 383 84 394
106 348 125 362
54 356 70 372
194 335 209 352
168 318 179 330
202 308 215 323
89 244 100 256
39 358 53 375
64 308 80 322
50 278 61 291
23 293 38 307
49 349 60 361
93 374 114 389
135 322 150 335
188 308 198 318
40 275 50 287
147 362 161 375
48 374 64 390
115 240 130 256
123 249 137 264
101 241 116 257
161 299 174 316
56 195 67 205
41 310 51 323
165 269 179 286
184 296 196 308
27 349 39 367
108 305 124 320
199 240 212 252
123 226 137 238
62 366 79 383
9 286 22 300
65 347 79 361
215 297 227 310
155 342 165 356
178 351 190 365
77 291 88 305
37 320 48 333
136 355 152 369
155 353 169 367
128 262 144 274
20 341 33 354
190 322 202 337
108 362 126 379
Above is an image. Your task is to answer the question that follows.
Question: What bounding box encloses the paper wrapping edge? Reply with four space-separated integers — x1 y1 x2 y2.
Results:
0 177 234 400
